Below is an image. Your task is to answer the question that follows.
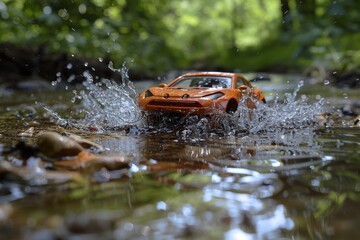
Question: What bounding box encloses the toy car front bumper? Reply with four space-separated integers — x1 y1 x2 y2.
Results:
139 98 224 115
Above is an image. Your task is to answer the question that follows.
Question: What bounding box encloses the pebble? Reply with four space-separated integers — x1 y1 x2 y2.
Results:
17 127 35 137
354 115 360 126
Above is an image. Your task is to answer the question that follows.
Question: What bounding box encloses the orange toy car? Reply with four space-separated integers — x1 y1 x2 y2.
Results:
138 72 266 115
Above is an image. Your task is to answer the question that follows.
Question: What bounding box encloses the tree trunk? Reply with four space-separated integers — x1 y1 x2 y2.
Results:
280 0 292 32
295 0 316 19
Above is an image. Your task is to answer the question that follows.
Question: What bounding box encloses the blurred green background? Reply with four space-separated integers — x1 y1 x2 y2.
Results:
0 0 359 78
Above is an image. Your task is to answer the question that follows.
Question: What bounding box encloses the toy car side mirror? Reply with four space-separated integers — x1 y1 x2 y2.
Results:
158 83 167 88
238 85 249 93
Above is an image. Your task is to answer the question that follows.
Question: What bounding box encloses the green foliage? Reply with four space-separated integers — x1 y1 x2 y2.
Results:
282 0 360 72
0 0 359 75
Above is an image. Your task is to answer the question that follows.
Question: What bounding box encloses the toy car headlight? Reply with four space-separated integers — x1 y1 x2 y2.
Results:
204 92 224 100
144 90 153 98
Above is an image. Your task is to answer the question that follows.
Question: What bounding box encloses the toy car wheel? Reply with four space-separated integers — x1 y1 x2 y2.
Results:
226 99 238 113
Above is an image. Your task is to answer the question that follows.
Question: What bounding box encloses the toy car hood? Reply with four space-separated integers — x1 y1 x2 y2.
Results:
147 86 226 98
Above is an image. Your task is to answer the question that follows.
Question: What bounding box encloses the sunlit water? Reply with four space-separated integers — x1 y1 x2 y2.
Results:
0 66 359 239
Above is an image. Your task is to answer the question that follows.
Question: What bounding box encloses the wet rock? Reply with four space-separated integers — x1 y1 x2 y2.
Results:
14 141 39 160
37 131 84 159
17 127 35 137
0 204 13 221
28 229 58 240
342 103 357 117
333 70 360 88
0 158 82 184
0 141 38 160
91 167 130 183
66 133 103 150
354 115 360 126
16 78 52 91
315 113 333 127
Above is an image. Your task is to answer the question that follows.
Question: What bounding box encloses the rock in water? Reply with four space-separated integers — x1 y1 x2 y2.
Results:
37 132 84 158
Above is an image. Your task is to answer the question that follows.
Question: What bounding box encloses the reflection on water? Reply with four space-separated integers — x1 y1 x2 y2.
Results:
0 71 359 239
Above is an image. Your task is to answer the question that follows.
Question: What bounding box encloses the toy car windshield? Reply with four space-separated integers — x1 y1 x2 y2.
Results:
169 77 231 89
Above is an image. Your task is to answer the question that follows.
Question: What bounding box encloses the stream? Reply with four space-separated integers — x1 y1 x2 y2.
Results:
0 71 359 239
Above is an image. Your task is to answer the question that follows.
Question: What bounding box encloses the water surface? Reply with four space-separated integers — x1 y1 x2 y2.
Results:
0 73 359 239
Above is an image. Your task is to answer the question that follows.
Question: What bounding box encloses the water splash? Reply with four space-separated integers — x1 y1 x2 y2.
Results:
174 80 326 143
38 62 144 131
76 70 142 130
46 63 143 131
232 80 325 134
43 67 325 136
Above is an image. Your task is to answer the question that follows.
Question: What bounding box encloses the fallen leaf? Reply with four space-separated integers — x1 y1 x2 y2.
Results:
53 151 129 171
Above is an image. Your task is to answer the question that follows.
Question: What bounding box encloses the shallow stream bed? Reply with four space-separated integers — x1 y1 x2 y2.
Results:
0 73 359 239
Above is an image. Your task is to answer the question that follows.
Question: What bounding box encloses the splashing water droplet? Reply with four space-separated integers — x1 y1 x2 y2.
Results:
73 64 142 130
231 81 325 134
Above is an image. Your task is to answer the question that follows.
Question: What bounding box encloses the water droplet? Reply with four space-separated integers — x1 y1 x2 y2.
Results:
98 57 103 63
67 74 75 83
323 79 330 85
56 72 61 77
66 63 72 69
84 62 88 67
78 4 87 14
156 201 167 211
123 222 134 231
332 71 337 75
43 6 52 15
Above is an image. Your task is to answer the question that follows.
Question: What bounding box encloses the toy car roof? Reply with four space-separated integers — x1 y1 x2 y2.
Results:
179 71 246 79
